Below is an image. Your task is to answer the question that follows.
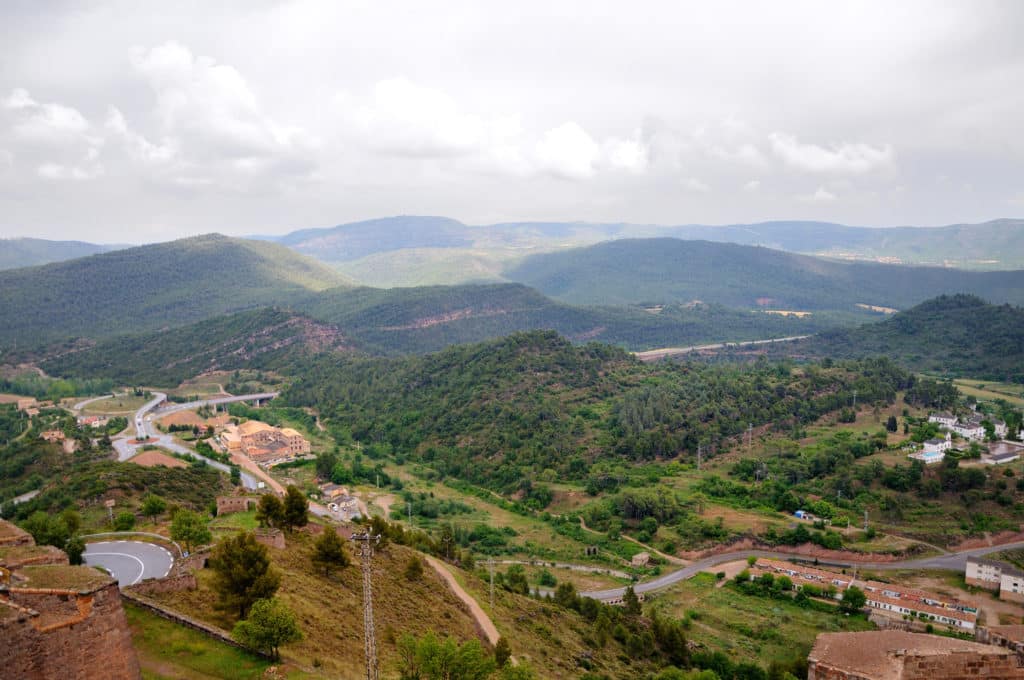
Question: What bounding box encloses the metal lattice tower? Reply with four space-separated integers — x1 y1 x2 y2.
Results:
351 532 381 680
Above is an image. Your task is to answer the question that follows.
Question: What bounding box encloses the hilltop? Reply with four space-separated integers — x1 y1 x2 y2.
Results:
782 295 1024 382
504 238 1024 310
0 234 349 349
41 308 355 386
0 237 117 270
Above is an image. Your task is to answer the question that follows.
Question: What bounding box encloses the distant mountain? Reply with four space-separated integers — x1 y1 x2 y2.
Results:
505 238 1024 310
277 216 473 262
0 237 117 270
781 295 1024 382
0 234 349 349
296 282 830 355
41 308 354 386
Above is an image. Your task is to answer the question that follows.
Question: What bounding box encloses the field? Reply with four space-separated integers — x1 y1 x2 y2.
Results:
953 379 1024 408
646 572 875 667
79 393 151 415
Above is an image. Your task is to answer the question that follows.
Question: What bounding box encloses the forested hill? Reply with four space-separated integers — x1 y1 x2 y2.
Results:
505 238 1024 310
782 295 1024 382
297 282 827 355
0 234 349 349
277 215 473 262
41 308 355 386
0 237 115 270
282 331 944 494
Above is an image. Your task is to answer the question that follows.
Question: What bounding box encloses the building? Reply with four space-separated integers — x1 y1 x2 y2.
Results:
928 411 957 428
964 556 1024 603
15 398 37 412
910 433 951 464
40 430 65 443
0 519 140 679
752 559 976 630
986 441 1024 466
808 631 1024 680
215 495 261 516
954 416 987 441
218 420 311 464
631 552 651 567
77 415 109 428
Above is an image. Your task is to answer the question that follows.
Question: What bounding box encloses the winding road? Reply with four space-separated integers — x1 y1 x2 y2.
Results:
578 540 1024 601
83 540 174 586
634 335 811 363
112 391 279 490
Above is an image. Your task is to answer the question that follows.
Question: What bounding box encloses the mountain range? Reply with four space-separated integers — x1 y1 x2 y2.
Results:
0 237 117 270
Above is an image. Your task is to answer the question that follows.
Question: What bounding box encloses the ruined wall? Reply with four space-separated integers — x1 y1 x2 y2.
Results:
254 527 285 549
902 651 1024 679
215 495 257 516
3 581 140 680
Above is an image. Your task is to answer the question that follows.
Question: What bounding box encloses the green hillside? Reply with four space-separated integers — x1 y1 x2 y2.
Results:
278 215 473 262
41 308 355 386
0 234 348 349
0 238 116 270
784 295 1024 382
505 238 1024 310
298 283 831 354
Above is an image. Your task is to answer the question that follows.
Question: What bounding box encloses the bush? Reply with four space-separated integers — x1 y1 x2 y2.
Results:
113 510 136 531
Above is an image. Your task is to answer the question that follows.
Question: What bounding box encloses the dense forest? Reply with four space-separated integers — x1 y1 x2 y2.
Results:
0 234 347 348
781 295 1024 382
282 331 935 495
506 238 1024 309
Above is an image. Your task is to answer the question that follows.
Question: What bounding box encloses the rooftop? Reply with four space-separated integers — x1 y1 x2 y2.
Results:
810 631 1012 679
237 420 275 436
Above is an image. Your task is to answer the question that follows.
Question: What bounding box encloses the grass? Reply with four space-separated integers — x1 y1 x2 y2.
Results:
646 572 875 667
210 510 259 532
81 393 151 415
953 379 1024 408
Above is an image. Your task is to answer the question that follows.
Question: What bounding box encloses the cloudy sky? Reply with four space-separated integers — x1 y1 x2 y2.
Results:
1 1 1022 242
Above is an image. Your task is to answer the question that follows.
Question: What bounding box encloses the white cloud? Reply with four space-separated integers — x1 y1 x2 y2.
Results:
681 177 711 193
743 179 761 192
769 132 894 174
800 186 838 202
105 107 177 165
603 132 649 173
534 121 600 179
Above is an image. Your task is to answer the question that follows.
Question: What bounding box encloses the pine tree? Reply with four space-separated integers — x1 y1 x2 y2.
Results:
210 531 281 619
232 597 301 661
312 528 349 576
282 485 309 531
255 493 284 529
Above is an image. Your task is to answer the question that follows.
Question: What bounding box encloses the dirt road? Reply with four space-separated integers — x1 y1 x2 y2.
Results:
424 555 501 647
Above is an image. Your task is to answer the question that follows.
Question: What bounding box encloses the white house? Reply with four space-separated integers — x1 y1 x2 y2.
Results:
954 417 987 441
910 433 951 464
993 418 1009 439
928 412 957 428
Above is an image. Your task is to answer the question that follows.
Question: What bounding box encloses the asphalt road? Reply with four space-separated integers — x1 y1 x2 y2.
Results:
580 540 1024 601
112 391 280 490
634 335 811 362
83 540 174 586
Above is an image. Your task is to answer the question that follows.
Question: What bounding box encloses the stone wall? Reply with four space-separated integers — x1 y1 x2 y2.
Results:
128 572 197 595
216 495 258 516
254 527 286 549
901 651 1024 679
2 581 141 680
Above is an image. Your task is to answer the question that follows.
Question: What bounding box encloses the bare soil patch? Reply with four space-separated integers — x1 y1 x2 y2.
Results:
128 451 188 469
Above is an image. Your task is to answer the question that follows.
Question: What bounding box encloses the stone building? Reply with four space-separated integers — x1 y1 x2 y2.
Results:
0 519 140 679
215 494 260 516
218 420 310 464
808 631 1024 680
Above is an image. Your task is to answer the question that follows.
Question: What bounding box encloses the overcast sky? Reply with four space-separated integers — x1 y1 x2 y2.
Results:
1 1 1022 242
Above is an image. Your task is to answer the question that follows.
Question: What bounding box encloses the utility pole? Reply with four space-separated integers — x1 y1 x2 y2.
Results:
863 510 869 531
407 501 413 526
351 531 381 680
696 443 702 471
487 557 495 612
852 389 858 410
747 423 753 450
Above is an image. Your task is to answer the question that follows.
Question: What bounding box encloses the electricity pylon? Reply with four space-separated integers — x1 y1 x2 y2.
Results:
351 531 381 680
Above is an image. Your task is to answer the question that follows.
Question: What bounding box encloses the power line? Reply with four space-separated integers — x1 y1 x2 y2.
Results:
351 531 381 680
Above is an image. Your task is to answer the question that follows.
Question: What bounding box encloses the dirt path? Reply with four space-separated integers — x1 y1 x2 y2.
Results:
423 556 501 647
230 452 285 495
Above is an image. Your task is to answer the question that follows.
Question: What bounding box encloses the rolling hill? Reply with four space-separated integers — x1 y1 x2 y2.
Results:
271 216 1024 288
780 295 1024 382
0 237 117 270
41 308 355 386
0 234 349 349
504 238 1024 310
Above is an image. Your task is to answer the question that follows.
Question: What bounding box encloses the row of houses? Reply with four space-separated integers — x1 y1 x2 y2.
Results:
751 558 978 630
929 411 1009 440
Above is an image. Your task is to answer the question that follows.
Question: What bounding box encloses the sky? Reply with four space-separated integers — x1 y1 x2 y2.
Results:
1 0 1023 243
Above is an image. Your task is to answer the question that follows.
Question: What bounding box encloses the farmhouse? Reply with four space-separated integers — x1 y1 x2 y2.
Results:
218 420 311 464
954 415 987 440
964 556 1024 602
910 433 951 464
928 411 956 428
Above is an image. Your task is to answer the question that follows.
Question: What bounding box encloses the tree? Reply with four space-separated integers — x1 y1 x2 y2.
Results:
886 415 898 433
282 486 309 531
494 636 512 668
170 509 212 553
141 494 167 521
840 585 867 613
22 511 70 548
312 528 350 576
623 585 642 616
65 534 85 565
405 556 424 581
397 632 496 680
210 531 281 619
232 597 301 661
255 493 284 529
113 510 136 531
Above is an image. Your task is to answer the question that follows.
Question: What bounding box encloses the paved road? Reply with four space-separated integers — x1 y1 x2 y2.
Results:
634 335 811 363
113 391 279 490
73 393 116 411
580 540 1024 601
83 540 174 586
